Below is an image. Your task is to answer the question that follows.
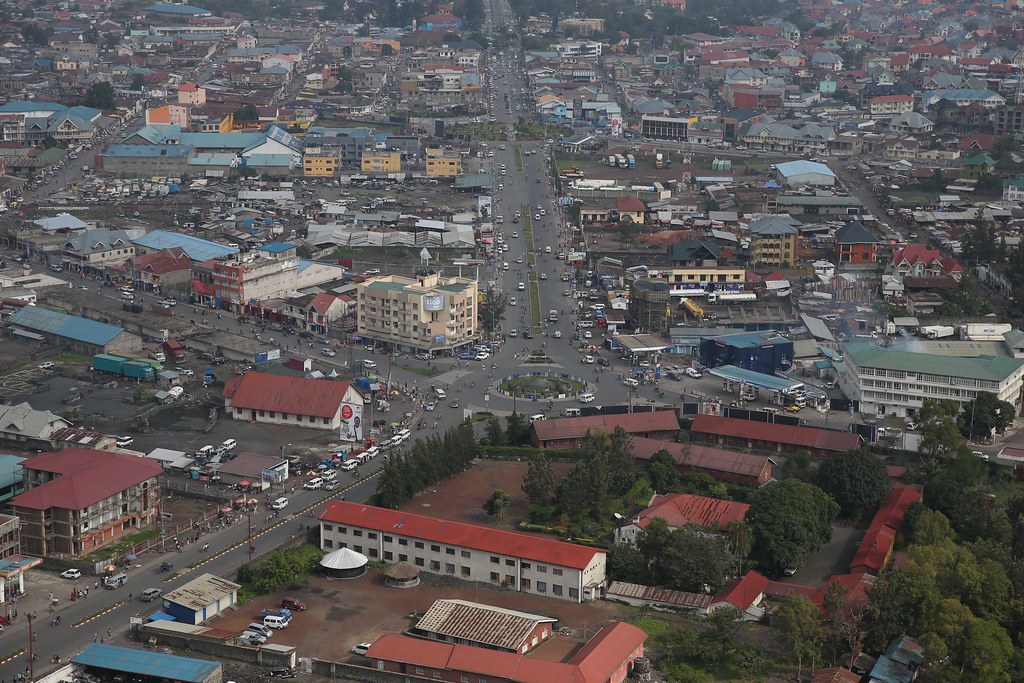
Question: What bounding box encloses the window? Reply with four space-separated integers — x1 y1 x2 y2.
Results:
353 529 363 537
462 566 470 576
521 562 530 569
552 568 563 576
505 559 515 567
490 572 499 582
399 554 408 562
490 556 499 564
415 668 424 675
433 671 442 679
553 584 563 596
368 548 378 558
537 581 546 593
383 535 392 543
569 588 579 600
430 544 440 552
446 563 455 574
415 557 424 567
368 532 377 540
430 561 440 571
414 541 424 549
383 551 393 561
461 550 471 558
354 545 363 553
446 547 455 555
324 539 334 548
398 538 408 546
537 565 547 573
323 524 333 532
461 676 470 683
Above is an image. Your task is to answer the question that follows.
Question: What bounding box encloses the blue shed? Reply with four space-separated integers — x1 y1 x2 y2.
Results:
161 572 239 625
699 331 794 375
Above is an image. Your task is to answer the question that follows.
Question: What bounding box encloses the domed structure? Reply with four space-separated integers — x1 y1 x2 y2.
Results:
319 547 368 579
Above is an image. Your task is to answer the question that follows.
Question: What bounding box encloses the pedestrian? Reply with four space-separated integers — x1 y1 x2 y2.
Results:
128 593 132 602
93 633 97 643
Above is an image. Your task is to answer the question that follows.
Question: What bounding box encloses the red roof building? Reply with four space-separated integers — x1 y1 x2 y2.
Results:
710 570 770 616
849 484 923 574
530 411 679 448
630 436 775 487
615 493 749 544
689 415 861 458
615 195 647 223
9 448 162 558
890 245 963 280
124 247 192 290
223 373 364 432
811 667 861 683
318 502 607 602
367 621 646 683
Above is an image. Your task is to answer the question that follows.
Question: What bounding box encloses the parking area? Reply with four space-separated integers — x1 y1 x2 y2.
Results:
212 568 627 662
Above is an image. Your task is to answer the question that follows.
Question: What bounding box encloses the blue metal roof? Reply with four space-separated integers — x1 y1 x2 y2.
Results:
143 3 211 15
8 306 123 346
73 644 219 683
180 132 264 150
132 230 238 262
256 242 295 253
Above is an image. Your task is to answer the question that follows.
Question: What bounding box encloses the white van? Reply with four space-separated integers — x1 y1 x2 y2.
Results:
578 392 595 403
247 623 273 639
362 360 377 371
396 428 411 443
434 388 447 400
196 445 215 457
563 408 581 417
623 377 639 388
578 319 594 328
321 469 337 481
529 414 546 423
359 446 380 462
221 438 237 451
263 615 290 629
303 478 323 490
271 497 289 510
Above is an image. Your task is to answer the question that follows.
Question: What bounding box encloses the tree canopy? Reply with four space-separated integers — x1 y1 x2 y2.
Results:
817 448 890 519
747 479 838 573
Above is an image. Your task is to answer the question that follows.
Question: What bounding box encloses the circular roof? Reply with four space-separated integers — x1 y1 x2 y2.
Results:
320 547 368 570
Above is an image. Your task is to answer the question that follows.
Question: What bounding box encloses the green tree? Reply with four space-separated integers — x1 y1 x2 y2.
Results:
484 416 506 446
234 103 259 122
130 74 146 91
908 505 956 546
666 526 733 593
959 391 1014 440
646 448 680 491
102 32 121 50
478 285 508 336
606 427 638 496
335 65 353 93
866 569 942 651
606 542 646 583
521 452 554 505
747 479 839 573
776 596 824 678
380 43 395 56
701 606 742 663
504 412 530 445
637 516 674 584
726 519 753 570
483 488 511 517
20 24 52 46
817 448 890 520
917 399 964 458
83 81 115 110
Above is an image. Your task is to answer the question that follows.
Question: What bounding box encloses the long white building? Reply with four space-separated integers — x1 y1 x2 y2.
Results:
318 502 607 603
843 342 1024 418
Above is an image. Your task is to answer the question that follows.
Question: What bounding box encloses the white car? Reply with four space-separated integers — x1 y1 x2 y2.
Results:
116 436 134 448
685 367 703 378
553 330 562 338
509 297 517 306
518 282 525 291
539 273 547 280
475 351 490 361
425 401 437 411
583 331 592 339
61 568 82 579
339 460 358 471
511 232 519 238
352 642 372 656
37 362 54 370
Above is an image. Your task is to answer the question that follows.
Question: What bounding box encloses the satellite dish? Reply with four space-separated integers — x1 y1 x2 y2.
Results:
613 512 624 520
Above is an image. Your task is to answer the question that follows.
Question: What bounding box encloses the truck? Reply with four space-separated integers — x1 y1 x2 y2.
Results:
707 291 757 304
921 325 955 340
607 155 617 166
615 154 627 168
203 368 216 387
655 152 664 169
960 323 1012 341
151 350 166 363
93 354 156 381
682 298 704 317
163 338 185 362
548 309 558 322
626 154 636 169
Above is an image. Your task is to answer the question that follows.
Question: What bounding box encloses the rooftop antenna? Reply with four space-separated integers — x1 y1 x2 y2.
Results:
420 247 433 270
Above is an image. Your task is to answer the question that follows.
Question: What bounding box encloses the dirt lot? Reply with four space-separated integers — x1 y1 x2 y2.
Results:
213 568 630 662
398 459 573 531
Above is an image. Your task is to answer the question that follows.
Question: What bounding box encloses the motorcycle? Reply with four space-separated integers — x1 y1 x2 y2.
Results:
159 561 173 573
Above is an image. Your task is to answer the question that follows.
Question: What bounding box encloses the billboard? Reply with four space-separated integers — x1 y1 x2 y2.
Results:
423 294 445 311
338 402 364 442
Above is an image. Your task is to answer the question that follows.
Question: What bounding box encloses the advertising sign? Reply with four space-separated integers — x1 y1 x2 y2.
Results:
423 294 445 311
338 402 364 442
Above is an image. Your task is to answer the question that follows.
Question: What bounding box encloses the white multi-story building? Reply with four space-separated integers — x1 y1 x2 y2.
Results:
843 342 1024 418
357 272 478 355
553 41 603 61
318 502 607 603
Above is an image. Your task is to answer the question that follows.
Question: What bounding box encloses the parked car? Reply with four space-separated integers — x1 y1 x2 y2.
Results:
116 436 134 448
351 643 372 656
270 668 298 678
339 460 357 471
281 597 307 611
61 569 82 579
37 362 54 370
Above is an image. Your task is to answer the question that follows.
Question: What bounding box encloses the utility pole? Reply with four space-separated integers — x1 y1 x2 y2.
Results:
27 611 34 680
247 507 254 564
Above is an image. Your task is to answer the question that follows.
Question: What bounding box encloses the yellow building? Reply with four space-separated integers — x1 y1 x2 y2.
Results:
177 82 206 106
425 148 462 177
303 148 341 177
749 218 797 267
361 151 401 173
664 266 746 289
357 272 478 354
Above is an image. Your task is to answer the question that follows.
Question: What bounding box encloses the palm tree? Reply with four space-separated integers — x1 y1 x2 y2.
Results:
726 519 753 574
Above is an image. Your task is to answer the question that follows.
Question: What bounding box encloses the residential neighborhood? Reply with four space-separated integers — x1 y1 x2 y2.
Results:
0 0 1020 680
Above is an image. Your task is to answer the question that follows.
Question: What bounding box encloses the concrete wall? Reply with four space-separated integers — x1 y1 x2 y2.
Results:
311 660 434 683
135 626 295 668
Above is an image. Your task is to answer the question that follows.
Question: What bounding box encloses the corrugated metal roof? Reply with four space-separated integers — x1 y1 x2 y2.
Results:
8 306 123 346
691 415 861 453
415 599 556 651
531 410 679 443
131 229 238 261
632 437 773 479
607 581 713 609
163 573 239 612
72 643 220 683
